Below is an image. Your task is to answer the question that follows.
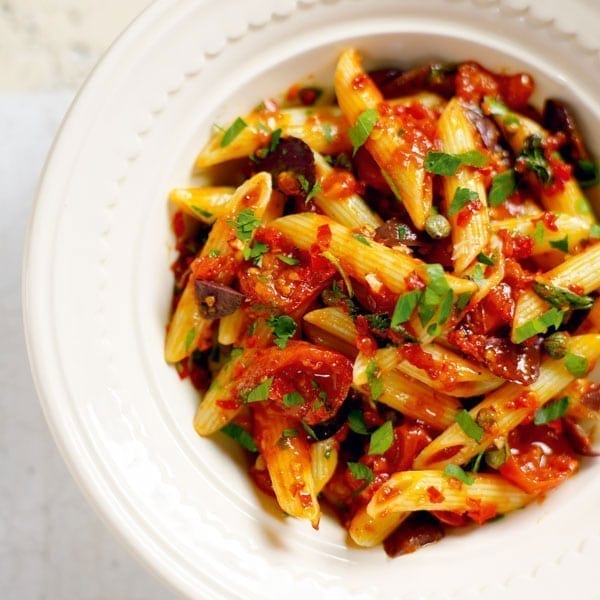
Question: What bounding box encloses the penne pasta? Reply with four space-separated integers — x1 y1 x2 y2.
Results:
367 471 533 519
438 97 490 273
413 334 600 470
254 404 320 528
334 48 432 230
169 186 235 223
169 50 600 555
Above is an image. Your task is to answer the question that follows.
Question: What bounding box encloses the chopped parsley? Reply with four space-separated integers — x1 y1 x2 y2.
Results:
488 170 516 207
519 135 551 184
228 209 261 242
477 252 495 266
283 391 304 407
221 423 258 452
267 315 297 349
348 409 369 435
549 235 569 253
191 206 214 219
534 221 545 244
455 410 484 443
391 290 422 329
534 397 569 425
242 241 269 265
576 159 600 188
184 327 196 352
366 359 384 401
424 150 488 176
277 253 300 266
269 128 282 153
448 187 479 216
368 421 394 455
220 117 248 147
513 307 565 343
347 462 375 492
353 233 371 246
349 108 378 155
301 420 318 440
443 464 475 485
245 377 274 403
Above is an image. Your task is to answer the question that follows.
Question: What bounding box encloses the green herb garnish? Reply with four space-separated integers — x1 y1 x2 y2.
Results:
283 391 304 407
221 423 258 452
246 377 274 403
444 464 475 485
368 421 394 455
489 170 517 207
534 397 569 425
228 208 261 242
220 117 248 147
448 187 479 216
348 409 369 435
267 315 297 349
455 410 484 442
366 359 384 401
349 108 379 155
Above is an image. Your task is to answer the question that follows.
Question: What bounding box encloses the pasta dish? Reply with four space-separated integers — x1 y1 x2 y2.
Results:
165 49 599 555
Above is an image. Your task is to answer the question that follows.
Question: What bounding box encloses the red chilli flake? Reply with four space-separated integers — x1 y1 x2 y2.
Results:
427 486 445 504
352 73 370 90
497 229 534 260
541 212 559 232
316 224 332 249
172 211 186 238
456 198 483 227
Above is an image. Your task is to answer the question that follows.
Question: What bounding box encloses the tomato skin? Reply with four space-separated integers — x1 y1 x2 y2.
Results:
236 341 353 425
238 228 335 316
499 422 579 494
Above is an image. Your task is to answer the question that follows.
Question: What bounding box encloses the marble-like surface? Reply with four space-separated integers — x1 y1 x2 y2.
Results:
0 92 176 599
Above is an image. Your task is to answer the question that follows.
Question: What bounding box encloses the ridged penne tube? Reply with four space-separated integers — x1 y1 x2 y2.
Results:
310 439 338 495
413 334 600 470
165 172 273 363
312 152 382 230
348 508 408 548
334 48 431 230
253 405 320 528
196 106 351 167
302 307 358 358
218 308 245 346
354 346 504 398
194 351 249 435
488 105 594 223
511 242 600 342
378 370 461 431
271 213 477 297
169 187 235 223
367 471 533 519
438 97 490 273
492 213 591 255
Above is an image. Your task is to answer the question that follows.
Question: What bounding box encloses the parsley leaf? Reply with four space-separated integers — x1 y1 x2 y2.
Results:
366 360 384 401
242 241 269 264
448 187 479 216
549 235 569 253
267 315 297 349
221 423 258 452
347 462 374 487
456 292 472 311
513 307 565 343
564 353 589 377
283 391 304 407
269 128 282 153
191 206 214 219
534 397 569 425
391 290 422 328
365 313 391 331
444 464 475 485
301 420 318 440
348 409 369 435
455 410 484 442
245 377 273 403
349 108 378 155
353 233 371 246
534 221 545 244
184 327 196 352
368 421 394 455
228 209 260 242
489 170 516 207
277 254 300 266
305 182 322 203
477 252 495 266
590 224 600 239
519 135 551 183
424 150 488 176
220 117 248 147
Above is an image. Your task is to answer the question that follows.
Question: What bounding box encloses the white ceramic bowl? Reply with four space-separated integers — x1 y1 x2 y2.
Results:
24 0 600 598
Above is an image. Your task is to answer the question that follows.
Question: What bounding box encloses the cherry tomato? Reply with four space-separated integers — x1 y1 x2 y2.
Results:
236 341 353 425
499 422 579 494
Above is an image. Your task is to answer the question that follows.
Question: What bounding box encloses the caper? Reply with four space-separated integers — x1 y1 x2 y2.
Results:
543 331 569 359
424 214 451 240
